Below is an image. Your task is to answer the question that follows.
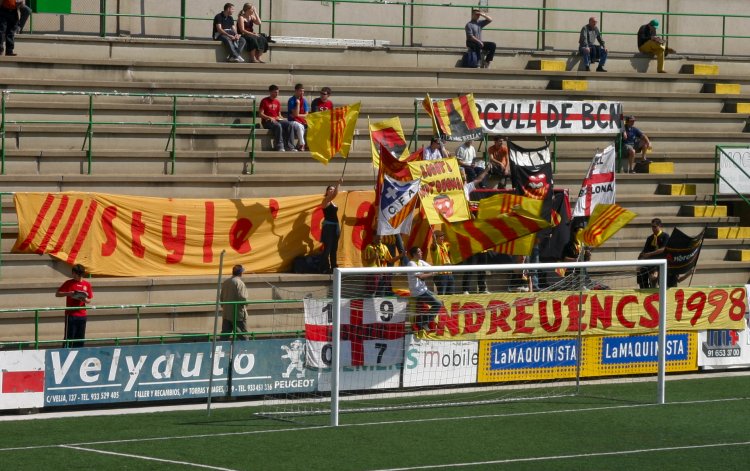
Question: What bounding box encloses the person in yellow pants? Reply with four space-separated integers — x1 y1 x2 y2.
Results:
637 19 666 73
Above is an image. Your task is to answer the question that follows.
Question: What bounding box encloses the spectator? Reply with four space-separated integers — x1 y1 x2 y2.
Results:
288 83 309 151
622 115 651 173
363 234 398 296
311 87 334 113
455 139 477 181
579 16 608 72
320 178 343 274
488 135 510 187
424 137 448 160
56 264 93 348
430 230 455 295
562 225 591 263
213 3 246 63
459 165 492 294
220 264 250 340
0 0 19 56
259 84 294 151
237 3 268 63
407 247 443 330
637 217 669 288
637 19 667 73
465 8 495 69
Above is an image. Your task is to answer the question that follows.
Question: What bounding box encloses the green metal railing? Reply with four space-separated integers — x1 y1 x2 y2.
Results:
713 145 750 209
0 298 304 350
0 90 257 176
25 1 750 57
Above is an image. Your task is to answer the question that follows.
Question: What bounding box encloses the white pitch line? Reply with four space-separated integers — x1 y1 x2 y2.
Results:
60 445 240 471
367 440 750 471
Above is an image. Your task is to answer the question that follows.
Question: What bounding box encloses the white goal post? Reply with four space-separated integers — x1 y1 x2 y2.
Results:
329 259 668 427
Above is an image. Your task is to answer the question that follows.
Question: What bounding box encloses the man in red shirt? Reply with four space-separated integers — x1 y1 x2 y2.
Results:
311 86 334 113
259 84 294 151
56 264 93 348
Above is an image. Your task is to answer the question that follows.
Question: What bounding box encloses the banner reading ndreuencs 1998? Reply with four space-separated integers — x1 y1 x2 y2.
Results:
43 339 315 407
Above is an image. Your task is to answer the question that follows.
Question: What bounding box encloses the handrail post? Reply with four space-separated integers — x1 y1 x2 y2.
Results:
249 97 257 174
714 145 719 206
402 3 406 47
331 0 336 39
86 94 94 174
551 134 557 173
170 96 177 175
136 305 141 344
99 0 107 38
35 310 39 349
721 16 726 56
1 91 6 175
180 0 187 40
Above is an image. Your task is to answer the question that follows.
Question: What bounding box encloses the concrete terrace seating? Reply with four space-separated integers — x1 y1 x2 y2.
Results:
1 35 749 343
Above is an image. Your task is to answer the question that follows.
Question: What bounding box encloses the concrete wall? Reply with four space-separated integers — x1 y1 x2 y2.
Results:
25 0 750 56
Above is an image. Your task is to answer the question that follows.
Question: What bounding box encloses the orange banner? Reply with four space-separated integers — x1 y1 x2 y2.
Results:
420 287 747 340
13 191 380 276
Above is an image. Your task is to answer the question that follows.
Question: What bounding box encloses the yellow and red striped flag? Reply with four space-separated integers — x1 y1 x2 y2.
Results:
444 208 551 262
576 204 636 247
307 102 360 164
369 116 409 168
422 93 483 142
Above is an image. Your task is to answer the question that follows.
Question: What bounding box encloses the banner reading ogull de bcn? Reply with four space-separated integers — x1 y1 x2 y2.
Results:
43 339 315 407
475 100 623 135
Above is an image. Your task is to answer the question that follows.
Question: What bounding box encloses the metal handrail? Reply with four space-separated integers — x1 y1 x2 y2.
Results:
1 90 256 176
0 298 304 350
24 1 750 56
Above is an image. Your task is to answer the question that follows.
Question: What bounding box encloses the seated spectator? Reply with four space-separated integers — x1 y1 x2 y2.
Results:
259 84 294 151
621 115 651 173
237 3 268 63
0 0 20 56
488 135 510 187
424 137 448 160
311 87 334 113
465 8 495 69
637 19 669 74
213 3 246 63
579 16 608 72
288 83 309 151
455 139 477 181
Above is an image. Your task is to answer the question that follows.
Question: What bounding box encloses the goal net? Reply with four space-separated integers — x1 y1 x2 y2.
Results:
257 258 671 426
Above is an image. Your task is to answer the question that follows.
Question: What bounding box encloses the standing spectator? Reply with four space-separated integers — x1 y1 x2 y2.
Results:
259 84 294 151
220 264 249 340
320 178 343 274
637 19 667 73
424 137 448 160
622 115 651 173
288 83 309 151
213 3 246 63
430 230 455 295
407 247 443 330
56 264 93 348
0 0 19 57
579 16 608 72
459 165 492 294
465 8 495 69
637 218 669 288
363 234 398 296
311 87 334 113
488 135 510 187
237 3 268 63
15 0 30 34
455 139 477 181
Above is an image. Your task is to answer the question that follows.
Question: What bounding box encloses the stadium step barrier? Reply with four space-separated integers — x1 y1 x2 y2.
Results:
680 205 728 217
526 59 566 71
658 183 697 195
681 64 720 75
726 249 750 261
705 226 750 239
702 83 741 94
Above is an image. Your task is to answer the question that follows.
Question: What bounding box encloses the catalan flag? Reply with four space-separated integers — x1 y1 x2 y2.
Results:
369 116 409 168
306 102 360 164
576 204 636 247
476 193 544 220
444 208 551 262
422 93 483 142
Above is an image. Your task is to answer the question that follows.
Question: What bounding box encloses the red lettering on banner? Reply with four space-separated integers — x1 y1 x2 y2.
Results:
269 199 279 219
352 201 376 251
564 294 587 332
100 206 118 256
589 294 613 329
486 300 511 334
36 195 69 254
51 198 83 256
686 290 707 326
17 193 55 251
728 288 747 321
538 299 562 333
436 307 460 336
707 288 729 323
229 218 252 254
640 293 660 328
203 202 215 263
616 295 638 329
461 302 485 334
66 201 98 264
162 215 187 263
311 207 323 242
131 211 146 258
513 297 535 334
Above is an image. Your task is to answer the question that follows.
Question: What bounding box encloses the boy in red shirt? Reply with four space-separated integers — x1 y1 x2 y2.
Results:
56 264 93 348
